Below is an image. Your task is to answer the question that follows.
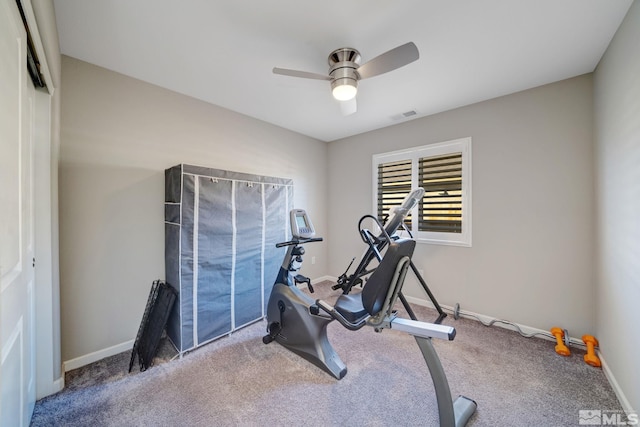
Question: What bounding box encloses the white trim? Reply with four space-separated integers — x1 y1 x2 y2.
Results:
411 156 419 232
192 177 200 347
403 294 591 349
62 339 134 372
52 376 64 393
600 353 636 414
404 294 551 339
260 184 266 317
230 180 237 330
17 3 62 398
178 165 184 351
284 186 289 239
372 137 472 247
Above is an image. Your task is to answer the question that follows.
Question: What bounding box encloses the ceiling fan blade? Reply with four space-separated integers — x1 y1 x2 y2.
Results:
356 42 419 80
340 98 357 116
272 67 331 80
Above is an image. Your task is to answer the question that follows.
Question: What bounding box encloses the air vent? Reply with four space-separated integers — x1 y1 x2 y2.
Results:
390 110 419 121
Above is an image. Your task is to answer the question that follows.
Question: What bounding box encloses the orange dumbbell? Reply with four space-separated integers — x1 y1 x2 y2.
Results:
582 335 601 367
550 327 571 356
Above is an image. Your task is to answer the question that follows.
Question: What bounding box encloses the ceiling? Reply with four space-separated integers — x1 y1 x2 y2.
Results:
53 0 633 142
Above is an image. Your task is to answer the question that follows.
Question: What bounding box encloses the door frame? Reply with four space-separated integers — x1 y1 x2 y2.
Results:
15 0 61 400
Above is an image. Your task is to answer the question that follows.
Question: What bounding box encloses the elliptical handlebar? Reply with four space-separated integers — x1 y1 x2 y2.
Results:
275 237 323 248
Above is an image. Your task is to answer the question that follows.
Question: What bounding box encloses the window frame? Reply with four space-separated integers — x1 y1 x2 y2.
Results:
372 137 472 247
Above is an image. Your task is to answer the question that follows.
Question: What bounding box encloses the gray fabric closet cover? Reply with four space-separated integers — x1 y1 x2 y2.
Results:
165 164 293 353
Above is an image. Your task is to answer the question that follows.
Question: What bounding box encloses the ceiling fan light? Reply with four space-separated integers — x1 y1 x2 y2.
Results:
332 79 357 101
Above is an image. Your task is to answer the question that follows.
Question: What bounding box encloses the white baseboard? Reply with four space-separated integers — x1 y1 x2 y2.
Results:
63 339 134 372
63 278 333 371
53 375 64 393
599 352 635 414
318 276 557 341
403 294 589 346
36 373 65 399
63 279 333 372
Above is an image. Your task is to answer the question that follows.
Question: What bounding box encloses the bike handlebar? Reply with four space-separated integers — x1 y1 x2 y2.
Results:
275 237 323 248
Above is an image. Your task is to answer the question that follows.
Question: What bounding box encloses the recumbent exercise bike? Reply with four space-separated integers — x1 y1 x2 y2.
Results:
263 192 477 427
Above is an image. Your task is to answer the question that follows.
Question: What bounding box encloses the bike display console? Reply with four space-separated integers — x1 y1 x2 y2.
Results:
290 209 315 239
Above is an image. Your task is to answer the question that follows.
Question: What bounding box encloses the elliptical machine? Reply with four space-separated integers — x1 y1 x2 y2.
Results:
262 209 348 379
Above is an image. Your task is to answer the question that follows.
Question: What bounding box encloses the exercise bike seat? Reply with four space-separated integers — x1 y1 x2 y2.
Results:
334 292 368 323
334 238 416 325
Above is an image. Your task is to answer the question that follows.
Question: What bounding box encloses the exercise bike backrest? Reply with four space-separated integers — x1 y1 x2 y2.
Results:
361 238 416 318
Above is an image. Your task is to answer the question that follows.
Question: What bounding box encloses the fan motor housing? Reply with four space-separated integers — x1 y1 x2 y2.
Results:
328 48 361 89
328 47 361 66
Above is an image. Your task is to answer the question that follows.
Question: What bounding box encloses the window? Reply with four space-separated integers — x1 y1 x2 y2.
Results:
373 137 472 247
376 159 413 228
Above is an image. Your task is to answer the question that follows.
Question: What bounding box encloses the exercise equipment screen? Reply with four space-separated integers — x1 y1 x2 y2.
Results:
290 209 315 239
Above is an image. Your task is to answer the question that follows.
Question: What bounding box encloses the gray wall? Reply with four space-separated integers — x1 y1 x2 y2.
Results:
594 0 640 413
327 74 595 337
59 56 328 362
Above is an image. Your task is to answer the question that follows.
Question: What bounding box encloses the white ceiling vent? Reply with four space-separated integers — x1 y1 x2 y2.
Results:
391 110 418 121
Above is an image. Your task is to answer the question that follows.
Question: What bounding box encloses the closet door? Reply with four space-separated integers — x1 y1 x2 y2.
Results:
1 3 37 423
196 177 233 344
234 183 263 327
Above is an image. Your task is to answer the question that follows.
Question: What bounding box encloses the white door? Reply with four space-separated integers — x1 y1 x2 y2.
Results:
1 0 37 425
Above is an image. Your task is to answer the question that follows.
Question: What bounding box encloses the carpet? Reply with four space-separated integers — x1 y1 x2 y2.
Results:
32 283 623 426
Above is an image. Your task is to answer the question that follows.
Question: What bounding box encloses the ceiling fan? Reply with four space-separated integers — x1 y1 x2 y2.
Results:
273 42 419 115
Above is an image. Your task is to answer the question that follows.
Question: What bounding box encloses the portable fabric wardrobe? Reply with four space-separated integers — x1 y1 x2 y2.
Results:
164 164 293 354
